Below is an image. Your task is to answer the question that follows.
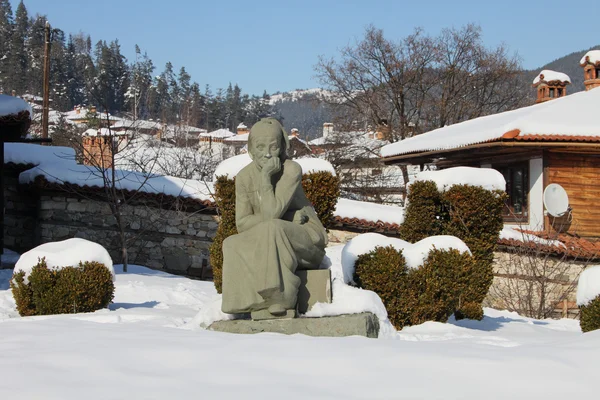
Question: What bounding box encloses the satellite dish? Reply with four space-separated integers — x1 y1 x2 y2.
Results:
543 184 570 217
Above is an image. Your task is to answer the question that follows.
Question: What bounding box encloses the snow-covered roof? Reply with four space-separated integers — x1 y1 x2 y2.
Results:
64 109 120 122
213 154 335 181
82 128 128 136
381 88 600 159
580 50 600 65
223 132 249 142
110 119 162 131
200 128 235 139
0 94 32 118
237 122 247 129
4 143 214 203
532 70 571 85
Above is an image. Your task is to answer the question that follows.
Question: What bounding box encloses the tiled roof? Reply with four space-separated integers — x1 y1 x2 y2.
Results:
498 230 600 261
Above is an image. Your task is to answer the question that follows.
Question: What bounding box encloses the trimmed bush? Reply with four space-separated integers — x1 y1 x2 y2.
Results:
10 258 114 316
209 170 340 293
399 181 444 243
398 180 507 320
302 171 340 229
354 246 476 330
442 185 506 319
209 176 237 294
580 296 600 333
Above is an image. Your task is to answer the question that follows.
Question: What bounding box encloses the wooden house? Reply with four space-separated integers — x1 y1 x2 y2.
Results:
381 54 600 239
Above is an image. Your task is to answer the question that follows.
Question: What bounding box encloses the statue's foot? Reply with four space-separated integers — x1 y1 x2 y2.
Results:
268 303 287 316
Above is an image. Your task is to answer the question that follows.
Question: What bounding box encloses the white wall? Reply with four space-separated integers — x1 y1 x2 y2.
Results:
528 157 544 230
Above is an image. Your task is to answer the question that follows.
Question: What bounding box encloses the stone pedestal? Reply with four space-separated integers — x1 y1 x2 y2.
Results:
209 312 379 338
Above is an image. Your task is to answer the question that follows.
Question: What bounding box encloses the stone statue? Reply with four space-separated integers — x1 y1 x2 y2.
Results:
221 118 327 319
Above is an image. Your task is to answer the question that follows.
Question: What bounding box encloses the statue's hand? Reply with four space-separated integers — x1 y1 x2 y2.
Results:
262 157 281 177
293 209 309 225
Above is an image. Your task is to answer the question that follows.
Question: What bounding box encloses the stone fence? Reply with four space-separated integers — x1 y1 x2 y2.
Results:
3 164 218 278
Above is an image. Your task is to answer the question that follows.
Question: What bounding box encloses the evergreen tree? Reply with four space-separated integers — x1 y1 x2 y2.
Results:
8 0 29 95
0 0 13 92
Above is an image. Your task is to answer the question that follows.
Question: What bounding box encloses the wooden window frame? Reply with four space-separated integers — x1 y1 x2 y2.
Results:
494 163 529 223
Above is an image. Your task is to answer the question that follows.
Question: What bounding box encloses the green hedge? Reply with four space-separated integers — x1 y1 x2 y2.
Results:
354 246 477 329
580 296 600 333
209 170 339 294
10 258 114 316
394 180 507 321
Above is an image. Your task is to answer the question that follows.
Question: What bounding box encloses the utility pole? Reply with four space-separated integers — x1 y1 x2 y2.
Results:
42 21 51 140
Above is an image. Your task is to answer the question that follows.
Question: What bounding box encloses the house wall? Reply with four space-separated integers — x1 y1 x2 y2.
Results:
545 151 600 239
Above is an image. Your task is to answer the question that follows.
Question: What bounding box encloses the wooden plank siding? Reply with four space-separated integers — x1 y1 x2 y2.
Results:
545 151 600 238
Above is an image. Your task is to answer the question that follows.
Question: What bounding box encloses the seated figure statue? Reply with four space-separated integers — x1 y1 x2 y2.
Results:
221 118 327 318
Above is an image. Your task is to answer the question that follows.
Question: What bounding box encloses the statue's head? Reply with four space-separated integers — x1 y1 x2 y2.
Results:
248 118 290 169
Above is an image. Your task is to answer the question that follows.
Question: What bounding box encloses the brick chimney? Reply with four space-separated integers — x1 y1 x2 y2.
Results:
290 128 299 138
532 70 570 103
82 130 114 169
237 122 249 135
580 50 600 91
323 122 333 139
375 119 390 140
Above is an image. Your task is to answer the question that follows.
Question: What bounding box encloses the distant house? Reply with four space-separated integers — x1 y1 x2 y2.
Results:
64 106 120 126
381 52 600 238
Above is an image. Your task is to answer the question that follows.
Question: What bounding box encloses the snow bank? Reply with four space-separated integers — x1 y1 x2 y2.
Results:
213 155 335 181
500 226 565 248
533 70 571 85
334 198 404 225
339 233 470 284
581 49 600 65
576 265 600 306
14 238 114 280
415 166 505 192
0 94 32 117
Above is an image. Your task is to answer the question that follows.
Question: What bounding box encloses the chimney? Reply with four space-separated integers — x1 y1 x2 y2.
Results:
237 122 249 135
290 128 299 138
90 105 97 114
323 122 334 138
580 50 600 91
532 70 570 103
375 119 390 140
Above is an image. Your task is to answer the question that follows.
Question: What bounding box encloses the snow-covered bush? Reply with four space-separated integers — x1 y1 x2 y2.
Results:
354 246 476 329
398 180 506 320
577 266 600 332
11 258 114 316
209 171 340 293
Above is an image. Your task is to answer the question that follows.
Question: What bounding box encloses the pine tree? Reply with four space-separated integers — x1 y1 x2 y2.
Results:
8 0 29 95
0 0 13 92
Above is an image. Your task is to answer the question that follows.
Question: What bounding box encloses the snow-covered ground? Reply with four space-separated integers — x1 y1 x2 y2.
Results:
1 248 598 399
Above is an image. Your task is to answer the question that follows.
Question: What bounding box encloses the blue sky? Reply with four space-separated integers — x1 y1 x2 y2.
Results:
9 0 599 95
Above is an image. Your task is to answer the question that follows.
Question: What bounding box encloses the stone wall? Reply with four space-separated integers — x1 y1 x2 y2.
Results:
3 165 38 253
36 193 218 278
2 169 219 278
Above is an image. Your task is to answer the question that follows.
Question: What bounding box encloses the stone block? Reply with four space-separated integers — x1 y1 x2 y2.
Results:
66 202 87 212
163 247 191 272
209 312 379 338
296 269 332 314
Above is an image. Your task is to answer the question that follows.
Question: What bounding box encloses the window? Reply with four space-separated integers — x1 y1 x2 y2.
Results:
549 88 555 98
557 88 563 97
495 164 529 222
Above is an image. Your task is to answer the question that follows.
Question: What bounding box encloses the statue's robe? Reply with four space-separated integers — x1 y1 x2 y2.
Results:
221 160 327 314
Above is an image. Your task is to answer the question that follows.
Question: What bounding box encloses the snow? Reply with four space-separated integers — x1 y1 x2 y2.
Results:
237 122 247 129
14 238 114 281
339 233 470 284
580 49 600 65
213 154 335 181
4 143 76 165
532 69 571 85
334 198 404 225
0 94 32 118
499 226 565 248
82 128 128 136
5 143 214 203
380 88 600 158
415 166 506 192
0 256 596 399
576 265 600 306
